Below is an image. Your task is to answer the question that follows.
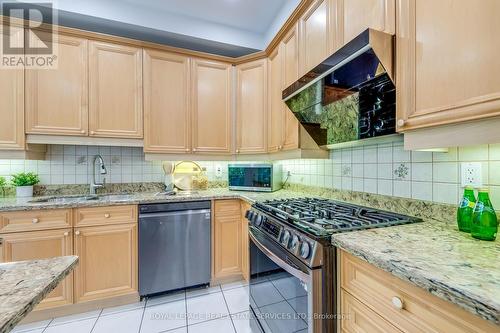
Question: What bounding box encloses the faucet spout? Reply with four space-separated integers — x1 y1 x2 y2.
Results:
90 155 107 195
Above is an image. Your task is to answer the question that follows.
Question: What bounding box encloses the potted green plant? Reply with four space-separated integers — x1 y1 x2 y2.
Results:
0 176 6 197
11 172 40 197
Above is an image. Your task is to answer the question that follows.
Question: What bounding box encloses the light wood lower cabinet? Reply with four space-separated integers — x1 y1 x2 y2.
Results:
212 200 246 282
89 41 143 138
74 223 137 303
340 250 500 333
240 201 251 282
341 290 400 333
0 229 74 310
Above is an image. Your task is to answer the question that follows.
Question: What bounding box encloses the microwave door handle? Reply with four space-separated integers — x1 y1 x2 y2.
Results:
249 229 311 283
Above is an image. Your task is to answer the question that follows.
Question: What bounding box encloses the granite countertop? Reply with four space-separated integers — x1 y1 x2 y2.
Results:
0 188 305 212
0 256 78 333
332 221 500 325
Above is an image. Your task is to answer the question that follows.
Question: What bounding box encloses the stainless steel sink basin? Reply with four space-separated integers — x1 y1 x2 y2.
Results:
28 194 134 204
28 195 100 203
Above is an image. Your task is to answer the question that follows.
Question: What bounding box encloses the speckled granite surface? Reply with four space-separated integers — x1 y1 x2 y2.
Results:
0 256 78 333
332 221 500 325
0 184 498 326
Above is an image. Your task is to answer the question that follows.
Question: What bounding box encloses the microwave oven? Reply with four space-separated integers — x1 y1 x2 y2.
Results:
228 164 282 192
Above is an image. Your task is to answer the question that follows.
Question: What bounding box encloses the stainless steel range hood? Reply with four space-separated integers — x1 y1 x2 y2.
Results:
283 29 395 147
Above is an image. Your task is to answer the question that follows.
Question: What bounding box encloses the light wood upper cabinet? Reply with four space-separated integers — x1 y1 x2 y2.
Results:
0 25 24 150
268 48 284 153
0 229 74 309
191 59 232 154
143 50 190 153
281 24 300 151
298 0 332 75
396 0 500 132
335 0 395 48
236 59 267 154
89 41 143 138
25 33 88 136
74 223 137 303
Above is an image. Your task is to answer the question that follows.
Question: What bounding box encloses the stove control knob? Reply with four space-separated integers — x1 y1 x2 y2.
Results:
281 231 291 247
246 211 254 222
290 234 300 251
254 214 263 227
299 241 311 259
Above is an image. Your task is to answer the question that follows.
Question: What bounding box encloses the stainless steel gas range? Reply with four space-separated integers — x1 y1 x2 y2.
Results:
246 197 421 333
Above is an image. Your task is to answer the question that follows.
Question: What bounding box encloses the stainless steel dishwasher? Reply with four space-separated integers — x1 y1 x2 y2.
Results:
138 201 211 296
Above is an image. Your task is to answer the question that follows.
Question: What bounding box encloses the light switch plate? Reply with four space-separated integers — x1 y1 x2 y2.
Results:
461 162 482 188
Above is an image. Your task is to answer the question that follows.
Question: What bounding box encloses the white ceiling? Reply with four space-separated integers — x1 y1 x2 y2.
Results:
48 0 301 50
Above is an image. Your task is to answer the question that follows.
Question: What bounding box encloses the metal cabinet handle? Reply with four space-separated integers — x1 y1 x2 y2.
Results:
397 119 405 127
185 148 190 152
63 231 69 236
90 131 95 135
192 148 197 152
75 231 81 236
236 149 240 153
80 130 85 134
32 218 39 224
392 296 404 310
104 213 110 218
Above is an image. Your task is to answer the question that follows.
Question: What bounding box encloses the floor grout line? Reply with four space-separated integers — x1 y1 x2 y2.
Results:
219 285 237 333
40 318 53 333
137 298 148 333
89 308 103 333
184 290 188 333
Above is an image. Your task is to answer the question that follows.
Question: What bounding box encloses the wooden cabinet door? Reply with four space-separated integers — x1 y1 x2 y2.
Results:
397 0 500 131
240 201 251 282
89 41 143 138
281 24 300 151
0 229 73 309
74 224 137 303
25 33 88 136
143 49 190 153
298 0 332 75
336 0 395 48
213 200 242 281
0 25 24 150
236 59 267 154
267 48 284 153
191 59 232 154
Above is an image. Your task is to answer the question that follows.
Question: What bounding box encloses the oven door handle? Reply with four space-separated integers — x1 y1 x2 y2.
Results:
249 228 311 283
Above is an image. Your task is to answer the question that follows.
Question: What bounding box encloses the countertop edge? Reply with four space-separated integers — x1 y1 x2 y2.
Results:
0 256 79 333
332 238 500 326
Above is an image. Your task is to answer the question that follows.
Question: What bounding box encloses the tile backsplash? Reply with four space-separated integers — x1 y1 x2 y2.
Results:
278 143 500 210
0 145 236 186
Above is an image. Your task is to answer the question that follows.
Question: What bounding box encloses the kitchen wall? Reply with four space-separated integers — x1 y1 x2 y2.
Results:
0 145 236 186
277 142 500 210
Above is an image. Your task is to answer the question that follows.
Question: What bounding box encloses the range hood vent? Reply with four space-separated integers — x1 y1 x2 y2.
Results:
283 29 395 147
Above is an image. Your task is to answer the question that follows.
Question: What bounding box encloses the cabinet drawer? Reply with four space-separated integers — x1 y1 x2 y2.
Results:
214 200 241 217
0 209 72 233
341 290 401 333
75 205 137 227
340 251 499 333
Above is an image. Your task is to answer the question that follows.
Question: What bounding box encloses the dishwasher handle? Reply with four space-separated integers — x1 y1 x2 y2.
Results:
139 209 211 220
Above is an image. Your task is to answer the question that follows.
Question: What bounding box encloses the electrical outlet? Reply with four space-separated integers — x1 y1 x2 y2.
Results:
215 164 223 178
461 162 482 187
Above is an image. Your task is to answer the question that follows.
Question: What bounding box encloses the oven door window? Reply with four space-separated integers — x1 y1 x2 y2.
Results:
249 231 310 333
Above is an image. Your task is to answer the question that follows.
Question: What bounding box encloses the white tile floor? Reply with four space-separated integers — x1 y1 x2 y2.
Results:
12 281 256 333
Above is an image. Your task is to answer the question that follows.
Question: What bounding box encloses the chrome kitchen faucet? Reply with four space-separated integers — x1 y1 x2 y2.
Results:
90 155 107 195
